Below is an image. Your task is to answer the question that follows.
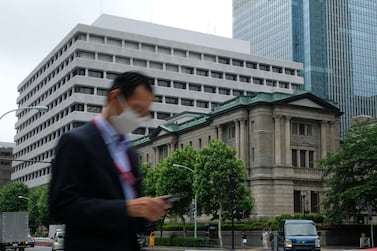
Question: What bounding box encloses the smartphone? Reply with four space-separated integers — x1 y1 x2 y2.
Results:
164 196 181 204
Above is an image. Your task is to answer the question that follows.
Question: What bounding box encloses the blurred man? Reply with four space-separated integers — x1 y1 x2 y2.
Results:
49 71 171 251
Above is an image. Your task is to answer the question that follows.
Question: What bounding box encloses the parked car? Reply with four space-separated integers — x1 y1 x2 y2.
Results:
25 234 35 247
51 229 64 251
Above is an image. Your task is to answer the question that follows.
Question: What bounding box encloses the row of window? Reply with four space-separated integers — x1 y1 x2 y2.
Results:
13 121 85 169
19 29 302 107
75 50 302 89
13 166 51 183
77 33 299 75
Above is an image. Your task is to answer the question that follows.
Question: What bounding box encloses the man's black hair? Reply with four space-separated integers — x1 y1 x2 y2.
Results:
109 71 153 101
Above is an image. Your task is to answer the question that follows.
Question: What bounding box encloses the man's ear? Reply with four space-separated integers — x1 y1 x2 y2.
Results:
108 89 121 104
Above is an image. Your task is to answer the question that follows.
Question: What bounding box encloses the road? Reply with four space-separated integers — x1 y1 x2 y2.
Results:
26 247 51 251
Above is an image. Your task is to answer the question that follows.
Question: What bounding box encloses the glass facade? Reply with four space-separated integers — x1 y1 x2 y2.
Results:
233 0 377 133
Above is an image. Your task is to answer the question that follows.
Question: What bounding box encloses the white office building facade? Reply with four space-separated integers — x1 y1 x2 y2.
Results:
11 15 304 188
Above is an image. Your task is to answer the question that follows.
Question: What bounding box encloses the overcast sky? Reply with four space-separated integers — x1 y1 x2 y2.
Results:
0 0 232 142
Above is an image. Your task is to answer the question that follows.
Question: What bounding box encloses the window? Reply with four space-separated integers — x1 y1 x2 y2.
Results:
181 99 194 106
125 40 139 49
203 54 216 62
89 35 104 44
116 56 130 65
189 83 201 91
141 43 155 52
292 149 298 167
165 96 178 104
233 90 243 96
294 190 302 213
272 66 283 73
292 122 313 136
154 95 163 103
239 75 250 83
157 46 171 55
87 105 102 113
211 71 223 79
219 88 230 95
260 64 270 71
189 51 201 59
246 61 257 69
279 82 289 88
253 78 263 85
157 79 170 87
106 72 119 80
285 68 295 75
74 86 94 94
173 81 186 89
107 38 122 47
76 51 95 59
173 49 186 57
232 59 243 67
266 80 276 87
204 86 216 93
72 68 85 76
218 57 230 64
300 150 306 167
166 64 179 72
225 73 237 81
197 69 208 77
311 191 320 213
97 88 108 96
182 66 194 74
98 53 113 62
309 151 314 168
197 100 209 108
157 112 170 120
88 70 103 78
150 61 163 70
133 59 147 67
227 126 235 139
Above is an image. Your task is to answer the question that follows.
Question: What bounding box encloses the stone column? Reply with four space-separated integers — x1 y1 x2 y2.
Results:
235 120 240 158
320 121 327 158
217 125 223 141
273 116 281 165
153 147 158 166
285 116 291 166
239 119 247 164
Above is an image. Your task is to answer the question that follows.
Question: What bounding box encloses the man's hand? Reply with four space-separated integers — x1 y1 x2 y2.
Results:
126 196 172 221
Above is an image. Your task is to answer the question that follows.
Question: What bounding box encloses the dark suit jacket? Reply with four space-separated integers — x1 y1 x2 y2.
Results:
49 121 145 251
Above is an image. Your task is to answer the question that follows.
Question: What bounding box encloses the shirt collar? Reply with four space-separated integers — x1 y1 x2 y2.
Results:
94 115 130 145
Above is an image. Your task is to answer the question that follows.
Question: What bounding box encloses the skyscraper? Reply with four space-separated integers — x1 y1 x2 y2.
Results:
233 0 377 132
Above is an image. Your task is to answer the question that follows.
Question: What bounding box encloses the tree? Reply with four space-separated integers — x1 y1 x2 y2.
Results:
320 121 377 223
154 146 198 237
29 186 49 234
0 181 29 212
194 140 254 247
141 162 157 197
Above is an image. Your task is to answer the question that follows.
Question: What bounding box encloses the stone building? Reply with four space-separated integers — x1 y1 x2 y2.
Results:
0 142 15 187
134 91 342 218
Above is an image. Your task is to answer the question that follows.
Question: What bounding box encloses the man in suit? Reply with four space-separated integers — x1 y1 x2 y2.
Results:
49 71 171 251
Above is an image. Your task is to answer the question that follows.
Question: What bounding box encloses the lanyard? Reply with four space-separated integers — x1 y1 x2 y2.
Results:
93 117 136 187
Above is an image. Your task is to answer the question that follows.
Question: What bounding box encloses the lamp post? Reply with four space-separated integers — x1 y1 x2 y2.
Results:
0 105 48 120
17 195 30 201
173 163 197 238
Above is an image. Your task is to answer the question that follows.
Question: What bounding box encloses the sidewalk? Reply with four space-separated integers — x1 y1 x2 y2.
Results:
143 246 359 251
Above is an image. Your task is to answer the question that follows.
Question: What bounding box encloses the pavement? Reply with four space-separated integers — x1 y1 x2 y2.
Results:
143 246 360 251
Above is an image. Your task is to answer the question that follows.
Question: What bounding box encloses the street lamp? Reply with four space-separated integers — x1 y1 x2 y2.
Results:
17 195 30 201
173 163 197 238
301 190 308 217
0 105 48 120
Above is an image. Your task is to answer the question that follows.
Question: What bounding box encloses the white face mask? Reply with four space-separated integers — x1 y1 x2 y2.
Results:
110 97 150 135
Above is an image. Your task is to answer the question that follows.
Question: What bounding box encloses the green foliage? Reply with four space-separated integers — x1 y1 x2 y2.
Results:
141 163 157 197
319 122 377 223
0 181 29 212
194 140 254 219
29 186 49 230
